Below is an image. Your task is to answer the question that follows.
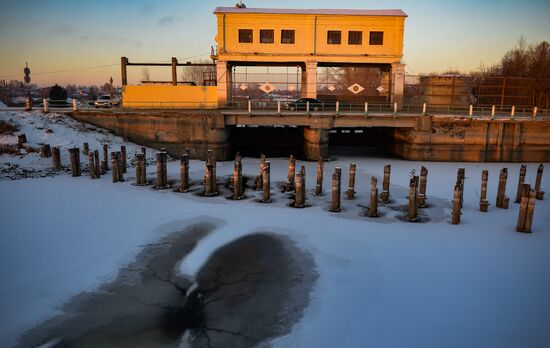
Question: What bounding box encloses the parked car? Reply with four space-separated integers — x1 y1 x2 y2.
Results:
94 95 120 108
285 98 323 111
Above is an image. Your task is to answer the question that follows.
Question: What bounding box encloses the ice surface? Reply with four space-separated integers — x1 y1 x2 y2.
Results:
1 111 549 347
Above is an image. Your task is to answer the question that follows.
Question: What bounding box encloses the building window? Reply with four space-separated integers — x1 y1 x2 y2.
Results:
260 29 274 43
281 30 295 44
369 31 384 45
327 31 341 45
239 29 253 43
348 31 362 45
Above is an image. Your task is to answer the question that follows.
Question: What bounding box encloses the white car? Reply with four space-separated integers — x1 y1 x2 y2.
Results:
94 95 120 108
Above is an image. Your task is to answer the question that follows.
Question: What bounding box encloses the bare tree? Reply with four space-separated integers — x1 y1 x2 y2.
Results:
141 67 150 82
180 60 215 86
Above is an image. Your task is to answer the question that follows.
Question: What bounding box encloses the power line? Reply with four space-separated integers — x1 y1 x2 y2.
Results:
0 50 213 79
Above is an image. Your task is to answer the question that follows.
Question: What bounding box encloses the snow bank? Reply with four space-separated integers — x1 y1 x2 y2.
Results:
1 110 550 347
0 111 156 179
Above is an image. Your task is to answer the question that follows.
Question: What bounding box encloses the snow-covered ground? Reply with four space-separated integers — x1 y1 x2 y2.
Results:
1 111 550 347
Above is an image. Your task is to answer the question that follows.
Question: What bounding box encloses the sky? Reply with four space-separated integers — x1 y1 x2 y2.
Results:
0 0 549 86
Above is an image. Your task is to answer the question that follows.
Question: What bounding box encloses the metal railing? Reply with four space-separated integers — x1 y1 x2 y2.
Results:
2 99 548 121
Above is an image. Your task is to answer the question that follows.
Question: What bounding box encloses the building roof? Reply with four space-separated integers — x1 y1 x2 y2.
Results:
213 7 407 17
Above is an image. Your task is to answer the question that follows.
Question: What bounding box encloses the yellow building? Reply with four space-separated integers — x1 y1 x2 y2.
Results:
212 7 407 105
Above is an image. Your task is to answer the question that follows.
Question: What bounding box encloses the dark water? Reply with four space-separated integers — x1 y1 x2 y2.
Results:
17 219 316 348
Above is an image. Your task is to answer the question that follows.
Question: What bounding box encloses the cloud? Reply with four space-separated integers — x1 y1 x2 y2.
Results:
157 16 181 26
138 1 156 16
119 38 143 49
50 24 75 36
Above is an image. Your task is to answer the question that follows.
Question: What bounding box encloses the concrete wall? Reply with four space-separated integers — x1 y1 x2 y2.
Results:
71 111 230 160
122 85 218 109
384 117 550 162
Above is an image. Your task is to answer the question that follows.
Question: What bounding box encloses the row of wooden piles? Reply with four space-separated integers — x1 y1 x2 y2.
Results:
451 164 544 232
49 142 544 232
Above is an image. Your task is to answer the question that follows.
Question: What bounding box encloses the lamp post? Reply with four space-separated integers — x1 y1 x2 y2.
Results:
24 62 32 111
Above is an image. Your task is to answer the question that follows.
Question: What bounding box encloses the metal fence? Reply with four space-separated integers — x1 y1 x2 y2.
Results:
404 75 550 109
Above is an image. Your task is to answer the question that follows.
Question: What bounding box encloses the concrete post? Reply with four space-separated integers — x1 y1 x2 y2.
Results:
368 176 379 217
300 165 306 205
496 168 509 209
451 185 461 225
52 146 61 171
179 154 190 192
422 103 427 115
306 101 310 115
457 168 465 209
524 189 536 232
479 170 489 212
120 145 127 173
248 100 252 114
347 163 356 199
391 63 405 108
216 60 230 106
469 104 473 117
516 184 530 232
110 152 119 183
393 102 398 115
142 146 147 158
102 144 109 172
256 154 266 190
155 152 168 189
72 98 78 111
534 163 545 200
407 176 419 222
511 106 515 119
304 61 318 98
93 150 101 178
277 101 281 115
335 101 339 115
286 155 296 192
43 98 49 113
295 172 304 208
514 165 527 203
171 57 178 86
315 156 323 196
330 167 342 212
418 166 428 207
69 148 81 177
205 162 212 195
116 151 124 182
491 105 496 119
364 102 368 115
262 161 271 203
532 107 538 119
88 152 96 179
135 153 145 186
83 142 89 156
233 155 243 200
381 164 391 203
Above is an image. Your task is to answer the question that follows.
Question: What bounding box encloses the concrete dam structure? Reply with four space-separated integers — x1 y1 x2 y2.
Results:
71 109 550 162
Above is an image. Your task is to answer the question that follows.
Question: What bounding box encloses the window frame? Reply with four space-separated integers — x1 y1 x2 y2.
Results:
327 30 342 45
281 29 295 44
238 29 253 43
369 31 384 45
259 29 275 44
348 31 363 45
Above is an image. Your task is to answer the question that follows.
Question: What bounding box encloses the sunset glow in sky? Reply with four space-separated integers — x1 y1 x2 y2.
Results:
1 0 549 86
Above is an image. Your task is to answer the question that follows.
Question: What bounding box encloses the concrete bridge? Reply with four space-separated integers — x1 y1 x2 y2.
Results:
66 105 550 163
